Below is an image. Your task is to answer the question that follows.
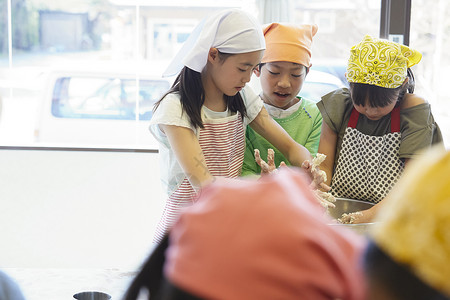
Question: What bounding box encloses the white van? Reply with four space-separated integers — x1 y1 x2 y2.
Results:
34 68 172 149
35 67 345 150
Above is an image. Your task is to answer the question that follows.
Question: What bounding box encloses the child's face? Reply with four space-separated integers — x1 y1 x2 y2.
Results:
353 98 397 121
209 50 263 97
256 62 307 109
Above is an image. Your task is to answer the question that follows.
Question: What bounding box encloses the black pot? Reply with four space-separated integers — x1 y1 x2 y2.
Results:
73 291 111 300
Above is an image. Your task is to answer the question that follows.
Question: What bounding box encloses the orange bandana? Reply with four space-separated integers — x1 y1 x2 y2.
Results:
261 23 318 67
164 168 367 300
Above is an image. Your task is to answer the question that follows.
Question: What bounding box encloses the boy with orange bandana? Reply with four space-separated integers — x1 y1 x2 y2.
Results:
242 23 322 176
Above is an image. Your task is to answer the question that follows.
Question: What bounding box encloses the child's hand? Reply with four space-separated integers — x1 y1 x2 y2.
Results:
338 207 375 224
311 168 331 191
303 154 331 191
255 149 285 175
303 153 335 207
313 189 336 208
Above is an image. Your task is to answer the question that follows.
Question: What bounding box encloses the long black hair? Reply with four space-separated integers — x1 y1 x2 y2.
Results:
350 68 416 108
153 51 248 129
363 241 449 300
122 235 169 300
122 234 202 300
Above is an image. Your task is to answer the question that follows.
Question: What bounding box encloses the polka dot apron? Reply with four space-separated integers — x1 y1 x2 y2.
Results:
153 112 246 242
331 107 404 203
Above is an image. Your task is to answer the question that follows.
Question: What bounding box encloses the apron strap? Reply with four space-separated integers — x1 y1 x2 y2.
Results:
390 106 401 133
347 108 360 128
347 106 401 132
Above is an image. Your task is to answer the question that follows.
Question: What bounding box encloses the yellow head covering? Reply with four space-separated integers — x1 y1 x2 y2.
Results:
261 23 318 67
371 146 450 296
346 35 422 88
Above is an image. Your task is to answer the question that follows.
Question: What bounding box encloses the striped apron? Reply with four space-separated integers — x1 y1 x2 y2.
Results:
153 112 246 242
331 107 405 203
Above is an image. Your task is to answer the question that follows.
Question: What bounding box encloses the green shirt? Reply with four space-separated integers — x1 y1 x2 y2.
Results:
317 88 444 167
242 97 322 176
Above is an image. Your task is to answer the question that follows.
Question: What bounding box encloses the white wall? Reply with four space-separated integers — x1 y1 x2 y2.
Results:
0 149 165 270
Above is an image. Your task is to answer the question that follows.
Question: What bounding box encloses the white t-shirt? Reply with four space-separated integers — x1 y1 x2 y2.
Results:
264 98 302 119
149 85 263 195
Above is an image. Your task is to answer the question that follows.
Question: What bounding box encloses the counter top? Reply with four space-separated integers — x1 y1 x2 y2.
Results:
3 268 138 300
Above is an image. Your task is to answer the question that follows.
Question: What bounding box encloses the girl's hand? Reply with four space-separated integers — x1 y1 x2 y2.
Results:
255 149 285 175
313 190 336 208
303 154 335 208
338 207 376 224
302 157 331 192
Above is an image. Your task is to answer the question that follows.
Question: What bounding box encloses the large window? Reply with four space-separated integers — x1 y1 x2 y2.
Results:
1 0 447 149
410 0 450 145
0 0 382 149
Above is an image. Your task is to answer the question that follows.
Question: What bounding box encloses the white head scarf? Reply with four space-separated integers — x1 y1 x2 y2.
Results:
163 9 266 77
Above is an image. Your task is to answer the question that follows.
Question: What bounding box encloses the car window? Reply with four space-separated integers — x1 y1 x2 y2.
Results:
51 76 170 121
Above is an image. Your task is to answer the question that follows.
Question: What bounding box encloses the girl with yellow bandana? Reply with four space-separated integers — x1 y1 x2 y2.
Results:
317 35 443 223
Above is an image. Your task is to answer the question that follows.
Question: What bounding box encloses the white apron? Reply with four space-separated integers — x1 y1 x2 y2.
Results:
153 112 245 242
331 107 404 203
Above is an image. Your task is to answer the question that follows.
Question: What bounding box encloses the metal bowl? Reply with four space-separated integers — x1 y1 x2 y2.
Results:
73 291 111 300
327 198 376 234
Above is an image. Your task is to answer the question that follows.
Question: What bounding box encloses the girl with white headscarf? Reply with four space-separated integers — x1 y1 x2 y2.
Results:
149 9 312 241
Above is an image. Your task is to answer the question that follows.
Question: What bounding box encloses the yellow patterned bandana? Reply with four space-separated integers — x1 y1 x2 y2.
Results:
346 35 422 88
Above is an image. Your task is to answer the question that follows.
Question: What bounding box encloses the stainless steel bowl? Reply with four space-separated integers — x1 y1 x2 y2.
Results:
73 291 111 300
327 198 376 234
